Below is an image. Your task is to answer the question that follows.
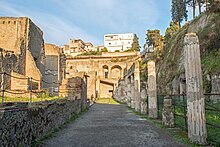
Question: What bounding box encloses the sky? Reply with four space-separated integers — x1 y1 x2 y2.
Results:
0 0 173 50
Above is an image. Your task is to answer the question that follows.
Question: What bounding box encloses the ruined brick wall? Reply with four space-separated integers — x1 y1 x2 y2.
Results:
43 43 60 91
43 43 66 93
27 20 45 77
0 17 45 90
0 17 28 54
0 17 28 75
59 74 87 101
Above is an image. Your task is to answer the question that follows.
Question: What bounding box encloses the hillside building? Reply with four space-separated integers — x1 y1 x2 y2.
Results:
104 33 134 52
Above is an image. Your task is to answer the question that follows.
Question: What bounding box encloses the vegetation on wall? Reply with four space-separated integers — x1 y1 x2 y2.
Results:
165 21 180 43
78 47 109 56
141 2 220 94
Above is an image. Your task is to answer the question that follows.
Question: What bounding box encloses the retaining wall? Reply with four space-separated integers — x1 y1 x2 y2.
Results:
0 98 87 146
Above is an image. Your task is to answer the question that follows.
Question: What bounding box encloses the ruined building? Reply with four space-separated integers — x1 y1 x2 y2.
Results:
66 52 140 99
43 43 66 94
0 17 45 90
62 38 97 57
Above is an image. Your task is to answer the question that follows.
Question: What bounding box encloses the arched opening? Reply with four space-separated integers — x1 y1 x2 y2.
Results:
102 65 109 78
110 65 122 79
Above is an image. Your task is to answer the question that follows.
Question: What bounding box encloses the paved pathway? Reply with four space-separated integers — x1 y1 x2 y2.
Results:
43 104 183 147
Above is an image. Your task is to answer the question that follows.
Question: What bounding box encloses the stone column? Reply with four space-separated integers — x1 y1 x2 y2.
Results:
135 80 141 112
147 60 158 118
140 88 147 114
127 77 131 107
210 75 220 102
120 80 126 103
162 96 174 127
184 33 207 145
131 75 135 109
96 78 100 98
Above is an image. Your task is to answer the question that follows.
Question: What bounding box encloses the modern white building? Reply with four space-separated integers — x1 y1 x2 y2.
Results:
104 33 134 52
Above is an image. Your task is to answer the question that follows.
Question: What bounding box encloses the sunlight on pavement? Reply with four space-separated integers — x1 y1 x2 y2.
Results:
95 98 119 104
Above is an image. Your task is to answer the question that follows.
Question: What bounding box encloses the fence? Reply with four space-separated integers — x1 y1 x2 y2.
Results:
204 93 220 145
157 93 220 145
0 72 63 106
157 94 188 131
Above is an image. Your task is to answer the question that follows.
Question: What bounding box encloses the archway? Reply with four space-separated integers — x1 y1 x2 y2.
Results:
110 65 122 79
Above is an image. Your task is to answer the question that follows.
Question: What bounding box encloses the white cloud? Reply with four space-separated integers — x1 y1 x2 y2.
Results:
0 0 160 47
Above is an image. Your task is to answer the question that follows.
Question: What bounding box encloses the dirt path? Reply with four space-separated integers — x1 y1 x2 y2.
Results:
42 103 183 147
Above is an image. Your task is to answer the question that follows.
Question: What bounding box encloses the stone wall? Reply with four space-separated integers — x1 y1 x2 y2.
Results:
0 98 87 146
10 71 29 91
43 43 66 93
28 20 45 77
113 62 141 111
0 75 87 146
0 17 45 90
59 73 87 107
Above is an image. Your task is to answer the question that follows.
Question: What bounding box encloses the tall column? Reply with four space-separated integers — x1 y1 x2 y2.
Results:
184 33 207 145
147 60 157 118
96 78 100 98
135 80 141 112
130 75 135 108
127 77 131 107
140 88 147 114
134 61 141 112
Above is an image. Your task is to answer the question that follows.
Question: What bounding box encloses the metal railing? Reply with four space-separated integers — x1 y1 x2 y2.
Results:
157 94 188 131
204 93 220 145
157 93 220 145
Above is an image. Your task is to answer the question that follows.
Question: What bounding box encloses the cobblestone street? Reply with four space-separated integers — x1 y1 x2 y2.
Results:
43 103 182 147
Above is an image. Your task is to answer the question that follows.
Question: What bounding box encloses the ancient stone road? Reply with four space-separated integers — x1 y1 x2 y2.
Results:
43 104 182 147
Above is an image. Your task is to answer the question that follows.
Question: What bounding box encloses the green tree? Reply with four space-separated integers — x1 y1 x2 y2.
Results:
130 34 140 51
171 0 188 27
145 29 164 59
101 47 108 52
165 21 180 43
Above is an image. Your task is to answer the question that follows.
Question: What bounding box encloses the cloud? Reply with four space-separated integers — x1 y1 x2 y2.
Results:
47 0 160 47
0 0 161 48
0 0 102 46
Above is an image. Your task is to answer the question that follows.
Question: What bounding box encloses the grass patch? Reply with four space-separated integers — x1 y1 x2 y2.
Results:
127 107 197 146
202 51 220 74
95 98 119 104
31 107 89 147
0 96 62 103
